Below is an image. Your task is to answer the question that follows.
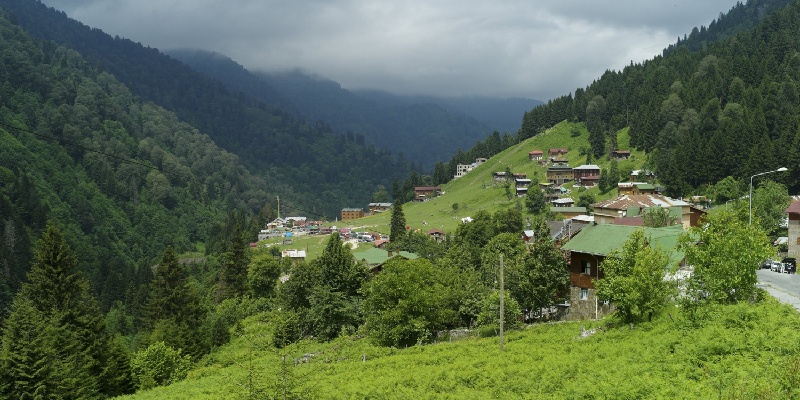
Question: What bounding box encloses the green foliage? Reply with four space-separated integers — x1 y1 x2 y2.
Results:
247 251 283 298
146 246 207 359
711 176 743 204
642 206 678 227
476 290 522 329
363 258 459 347
524 185 546 213
0 223 133 398
595 229 674 323
513 218 569 317
389 202 407 243
679 210 772 304
119 295 800 399
130 341 192 391
752 180 791 237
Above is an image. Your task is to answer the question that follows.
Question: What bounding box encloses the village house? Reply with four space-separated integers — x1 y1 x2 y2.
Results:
546 161 573 186
529 150 544 161
493 171 508 181
560 224 686 320
516 186 529 197
572 164 601 186
427 228 446 243
454 158 487 179
515 177 532 188
549 148 568 160
617 182 657 196
786 201 800 259
414 186 442 202
368 203 393 213
551 197 575 207
353 247 419 273
630 169 655 182
591 194 702 228
341 208 364 221
610 150 631 160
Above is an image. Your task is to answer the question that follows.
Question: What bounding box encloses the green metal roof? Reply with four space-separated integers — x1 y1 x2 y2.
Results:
561 224 686 266
352 247 419 265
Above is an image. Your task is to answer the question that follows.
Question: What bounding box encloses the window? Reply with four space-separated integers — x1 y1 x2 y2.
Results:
580 288 588 300
581 261 592 275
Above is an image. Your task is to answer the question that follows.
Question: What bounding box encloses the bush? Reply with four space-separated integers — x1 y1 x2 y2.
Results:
130 341 192 390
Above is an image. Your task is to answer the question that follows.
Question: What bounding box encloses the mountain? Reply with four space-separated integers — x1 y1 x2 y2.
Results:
0 8 284 317
455 0 800 199
167 49 535 166
0 0 415 218
355 90 542 135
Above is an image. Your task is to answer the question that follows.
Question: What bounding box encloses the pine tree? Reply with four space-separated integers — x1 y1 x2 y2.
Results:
0 223 133 398
390 202 407 243
146 246 207 359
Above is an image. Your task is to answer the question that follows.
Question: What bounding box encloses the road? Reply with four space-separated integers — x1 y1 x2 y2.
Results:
757 269 800 310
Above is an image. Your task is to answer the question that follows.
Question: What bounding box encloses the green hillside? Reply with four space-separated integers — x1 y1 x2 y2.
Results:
349 121 645 235
120 297 800 399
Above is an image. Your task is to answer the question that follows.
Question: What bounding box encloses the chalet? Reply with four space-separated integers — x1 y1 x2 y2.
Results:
786 201 800 258
611 150 631 160
341 208 364 221
427 228 446 243
573 165 601 186
353 247 419 273
630 169 655 182
414 186 442 202
618 182 657 196
493 171 508 181
560 224 686 320
284 216 307 227
368 203 393 213
516 186 529 197
529 150 544 161
512 173 528 180
551 197 575 207
549 148 568 159
515 178 532 188
546 163 573 186
592 194 699 228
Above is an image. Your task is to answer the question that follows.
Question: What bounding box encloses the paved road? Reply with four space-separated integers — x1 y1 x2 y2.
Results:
757 269 800 310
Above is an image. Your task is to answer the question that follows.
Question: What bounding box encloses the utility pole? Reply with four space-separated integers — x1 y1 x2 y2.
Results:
499 254 504 352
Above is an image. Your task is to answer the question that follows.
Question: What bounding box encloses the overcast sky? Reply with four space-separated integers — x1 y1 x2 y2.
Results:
40 0 740 101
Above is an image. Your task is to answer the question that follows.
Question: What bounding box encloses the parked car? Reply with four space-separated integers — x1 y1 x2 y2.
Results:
771 260 784 272
782 257 797 274
762 260 773 269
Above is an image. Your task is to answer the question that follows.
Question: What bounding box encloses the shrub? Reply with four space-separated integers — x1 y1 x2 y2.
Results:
130 341 192 390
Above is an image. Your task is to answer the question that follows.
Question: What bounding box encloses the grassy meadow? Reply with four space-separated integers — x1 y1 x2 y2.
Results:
119 295 800 399
347 121 645 237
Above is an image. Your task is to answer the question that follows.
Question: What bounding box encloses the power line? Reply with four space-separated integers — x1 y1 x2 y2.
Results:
0 120 165 175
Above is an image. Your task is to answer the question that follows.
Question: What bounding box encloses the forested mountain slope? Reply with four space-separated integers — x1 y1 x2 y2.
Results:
168 49 505 167
0 7 280 321
451 0 800 197
0 0 414 217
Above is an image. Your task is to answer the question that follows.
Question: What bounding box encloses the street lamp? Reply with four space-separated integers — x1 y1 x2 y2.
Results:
750 167 788 225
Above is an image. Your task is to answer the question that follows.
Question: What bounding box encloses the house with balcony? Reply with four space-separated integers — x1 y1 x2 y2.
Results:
560 224 686 320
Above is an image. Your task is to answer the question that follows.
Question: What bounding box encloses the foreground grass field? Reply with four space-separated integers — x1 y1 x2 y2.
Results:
120 295 800 399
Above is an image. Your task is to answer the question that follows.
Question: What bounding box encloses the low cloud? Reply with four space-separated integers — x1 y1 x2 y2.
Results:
40 0 739 100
